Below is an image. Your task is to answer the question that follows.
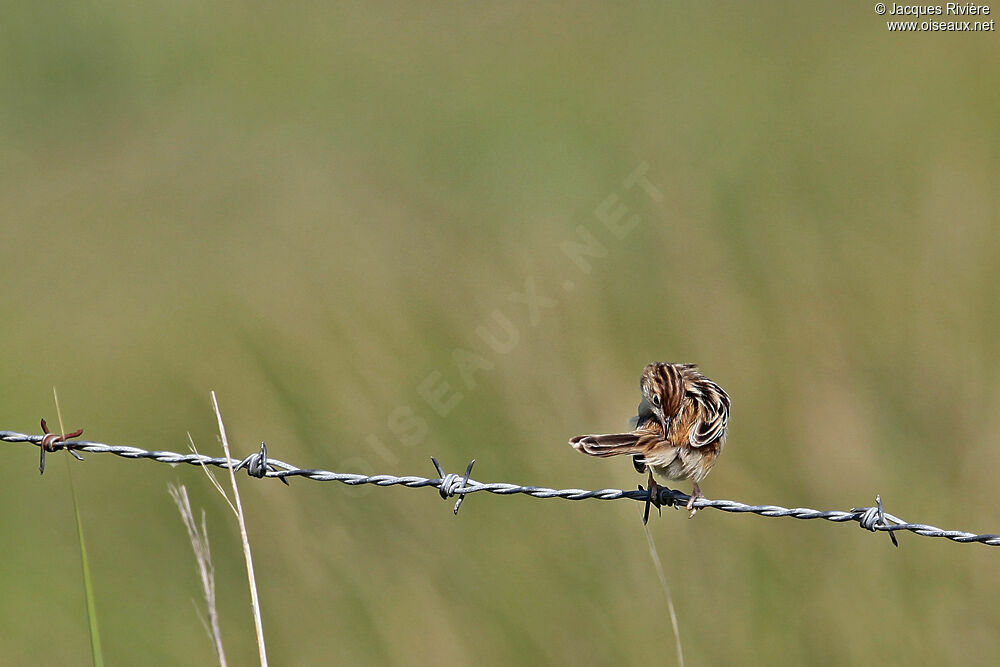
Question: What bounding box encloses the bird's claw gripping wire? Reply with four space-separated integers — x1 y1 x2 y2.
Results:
639 479 685 524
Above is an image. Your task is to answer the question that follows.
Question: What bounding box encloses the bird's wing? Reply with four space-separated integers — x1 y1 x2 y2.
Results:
688 383 731 448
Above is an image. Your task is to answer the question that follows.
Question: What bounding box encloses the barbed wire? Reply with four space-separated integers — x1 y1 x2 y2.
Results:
3 428 998 548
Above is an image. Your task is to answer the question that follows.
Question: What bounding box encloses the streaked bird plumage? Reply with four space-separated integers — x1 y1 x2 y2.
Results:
570 362 730 518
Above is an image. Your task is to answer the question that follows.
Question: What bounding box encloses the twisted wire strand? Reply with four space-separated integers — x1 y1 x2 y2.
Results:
3 430 998 547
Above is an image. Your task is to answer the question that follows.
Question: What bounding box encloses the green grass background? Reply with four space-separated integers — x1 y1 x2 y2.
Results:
2 2 999 664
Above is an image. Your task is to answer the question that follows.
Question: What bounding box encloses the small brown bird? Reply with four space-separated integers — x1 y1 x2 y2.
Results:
570 363 730 520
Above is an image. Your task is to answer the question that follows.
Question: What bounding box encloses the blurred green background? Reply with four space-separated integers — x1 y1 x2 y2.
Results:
2 2 999 665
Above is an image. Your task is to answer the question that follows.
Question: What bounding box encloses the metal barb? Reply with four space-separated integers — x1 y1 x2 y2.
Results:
431 457 476 515
37 418 85 475
235 441 290 485
855 494 899 547
640 482 686 524
639 482 673 525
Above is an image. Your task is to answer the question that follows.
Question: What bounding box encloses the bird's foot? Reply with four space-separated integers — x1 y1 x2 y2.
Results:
642 471 664 525
686 482 704 518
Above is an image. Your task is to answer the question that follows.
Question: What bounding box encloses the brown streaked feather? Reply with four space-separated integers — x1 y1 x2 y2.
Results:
683 372 730 448
569 427 663 459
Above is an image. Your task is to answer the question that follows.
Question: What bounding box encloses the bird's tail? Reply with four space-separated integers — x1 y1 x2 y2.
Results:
570 432 648 458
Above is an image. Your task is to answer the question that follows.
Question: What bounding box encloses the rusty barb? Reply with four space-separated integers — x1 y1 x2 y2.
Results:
37 418 85 475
